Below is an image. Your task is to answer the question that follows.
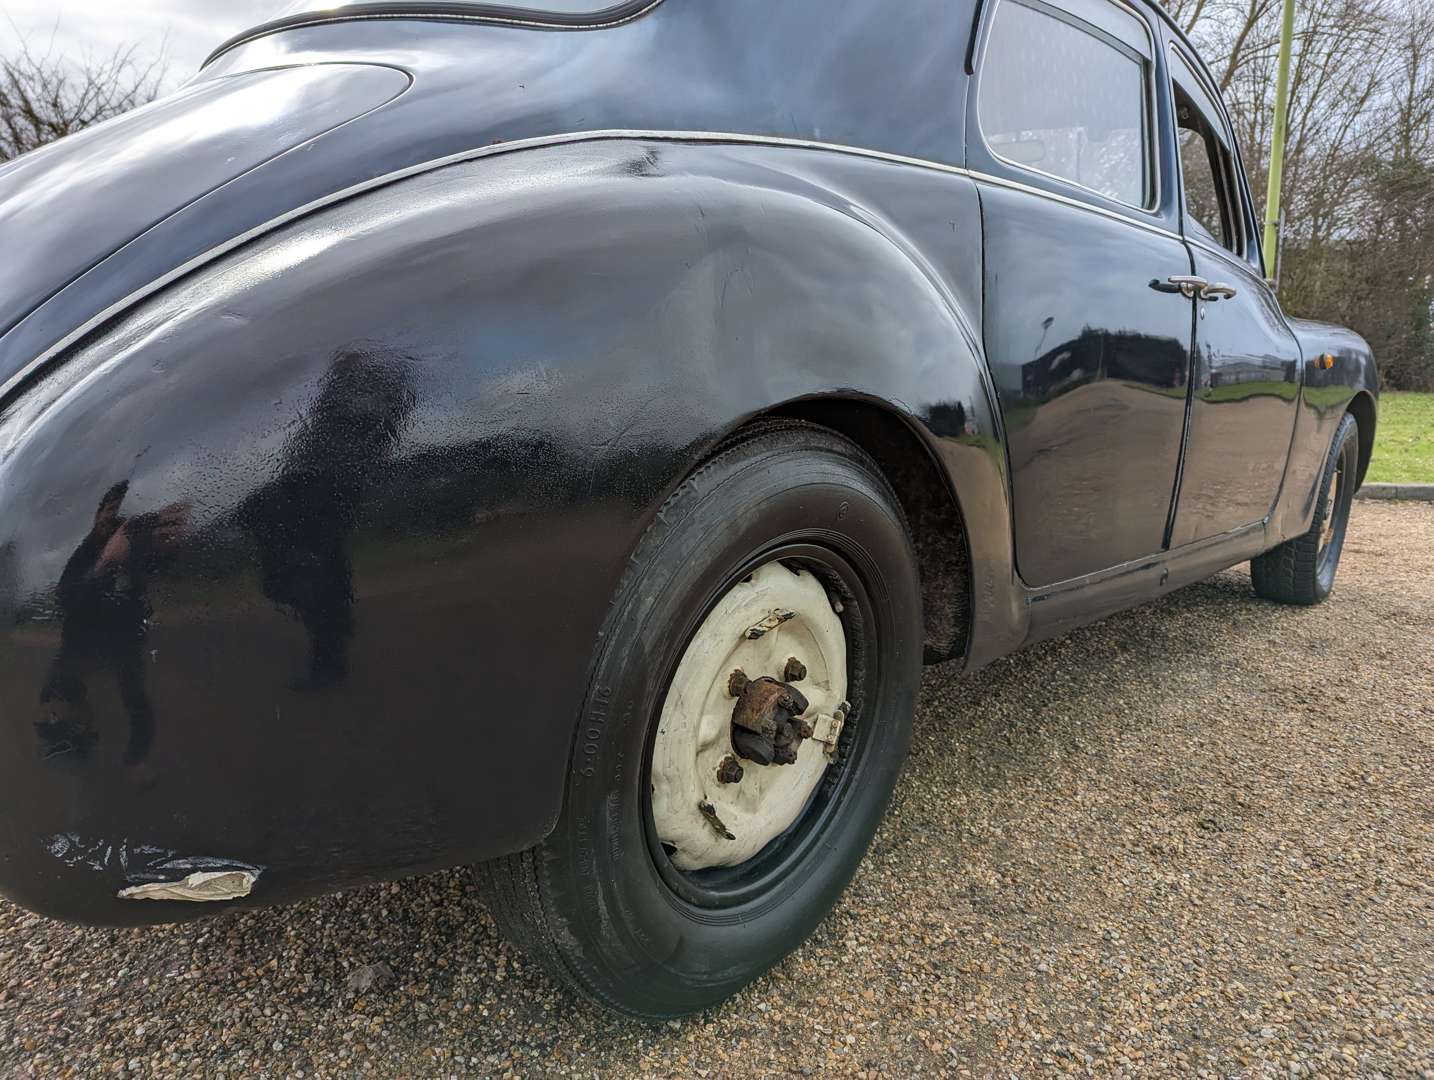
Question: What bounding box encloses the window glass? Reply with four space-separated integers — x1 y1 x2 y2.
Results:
1169 52 1245 257
1175 97 1232 250
978 0 1151 208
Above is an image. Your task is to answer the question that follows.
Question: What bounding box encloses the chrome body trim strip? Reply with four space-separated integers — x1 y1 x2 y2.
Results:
1 127 1189 403
967 168 1182 242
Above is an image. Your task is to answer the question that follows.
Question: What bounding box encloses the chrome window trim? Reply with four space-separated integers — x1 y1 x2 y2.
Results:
0 127 1188 405
1186 234 1243 267
972 0 1164 218
969 168 1181 242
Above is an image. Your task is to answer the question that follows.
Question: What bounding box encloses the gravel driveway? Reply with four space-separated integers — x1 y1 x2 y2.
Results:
2 500 1431 1078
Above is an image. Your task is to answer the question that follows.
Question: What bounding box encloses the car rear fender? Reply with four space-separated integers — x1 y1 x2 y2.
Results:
0 137 1017 924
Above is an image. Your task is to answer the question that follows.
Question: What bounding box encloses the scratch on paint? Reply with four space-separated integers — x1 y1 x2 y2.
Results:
43 833 263 898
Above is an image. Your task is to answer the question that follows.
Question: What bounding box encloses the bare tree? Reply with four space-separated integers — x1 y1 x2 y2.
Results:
0 31 166 162
1183 0 1434 389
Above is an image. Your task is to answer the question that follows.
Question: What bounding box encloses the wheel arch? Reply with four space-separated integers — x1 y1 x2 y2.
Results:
1346 390 1376 490
750 397 973 666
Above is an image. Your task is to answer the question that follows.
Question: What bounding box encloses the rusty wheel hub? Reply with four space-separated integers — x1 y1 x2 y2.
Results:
650 562 849 871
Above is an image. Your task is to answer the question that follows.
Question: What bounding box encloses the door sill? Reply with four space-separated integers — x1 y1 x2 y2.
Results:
1022 520 1267 646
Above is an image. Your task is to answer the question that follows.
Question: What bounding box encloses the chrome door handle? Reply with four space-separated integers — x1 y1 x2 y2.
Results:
1164 275 1208 299
1201 282 1238 301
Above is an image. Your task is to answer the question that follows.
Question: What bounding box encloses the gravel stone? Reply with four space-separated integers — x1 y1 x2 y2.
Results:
1 501 1431 1077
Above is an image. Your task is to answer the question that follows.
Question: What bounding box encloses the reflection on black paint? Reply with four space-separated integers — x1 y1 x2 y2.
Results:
1019 328 1187 401
239 349 415 692
1206 359 1300 391
926 400 972 440
37 483 190 764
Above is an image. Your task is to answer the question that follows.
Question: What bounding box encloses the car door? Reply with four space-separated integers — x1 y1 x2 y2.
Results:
969 0 1198 587
1164 46 1302 546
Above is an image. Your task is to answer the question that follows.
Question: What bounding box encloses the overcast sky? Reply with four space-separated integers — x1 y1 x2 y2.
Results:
5 0 280 81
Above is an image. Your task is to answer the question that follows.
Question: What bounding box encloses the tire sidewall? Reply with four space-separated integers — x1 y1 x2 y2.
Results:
545 433 922 1015
1314 415 1358 598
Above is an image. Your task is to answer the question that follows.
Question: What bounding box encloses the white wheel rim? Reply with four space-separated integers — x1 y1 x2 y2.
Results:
651 562 848 871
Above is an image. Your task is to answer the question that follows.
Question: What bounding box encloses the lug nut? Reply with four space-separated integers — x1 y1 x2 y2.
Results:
715 754 744 785
727 669 749 698
783 656 807 682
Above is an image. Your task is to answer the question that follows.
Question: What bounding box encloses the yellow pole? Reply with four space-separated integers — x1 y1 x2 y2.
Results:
1262 0 1297 285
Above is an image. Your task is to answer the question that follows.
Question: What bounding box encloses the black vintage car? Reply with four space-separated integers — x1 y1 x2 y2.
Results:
0 0 1377 1017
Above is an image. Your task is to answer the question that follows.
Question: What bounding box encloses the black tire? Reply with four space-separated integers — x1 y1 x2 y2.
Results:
1251 411 1359 605
478 420 923 1018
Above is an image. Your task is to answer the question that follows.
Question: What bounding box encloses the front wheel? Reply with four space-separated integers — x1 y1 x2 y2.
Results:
478 421 923 1018
1251 411 1359 605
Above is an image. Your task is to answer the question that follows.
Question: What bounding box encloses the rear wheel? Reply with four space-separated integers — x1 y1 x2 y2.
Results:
478 421 923 1018
1251 412 1358 605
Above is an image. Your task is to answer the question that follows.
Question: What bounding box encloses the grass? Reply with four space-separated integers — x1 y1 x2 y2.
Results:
1368 391 1434 484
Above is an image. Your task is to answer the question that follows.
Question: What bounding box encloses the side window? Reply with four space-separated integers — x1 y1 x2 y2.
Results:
977 0 1152 209
1170 54 1244 257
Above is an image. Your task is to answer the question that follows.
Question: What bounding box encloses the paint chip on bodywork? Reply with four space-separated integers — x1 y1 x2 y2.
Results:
118 870 258 902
